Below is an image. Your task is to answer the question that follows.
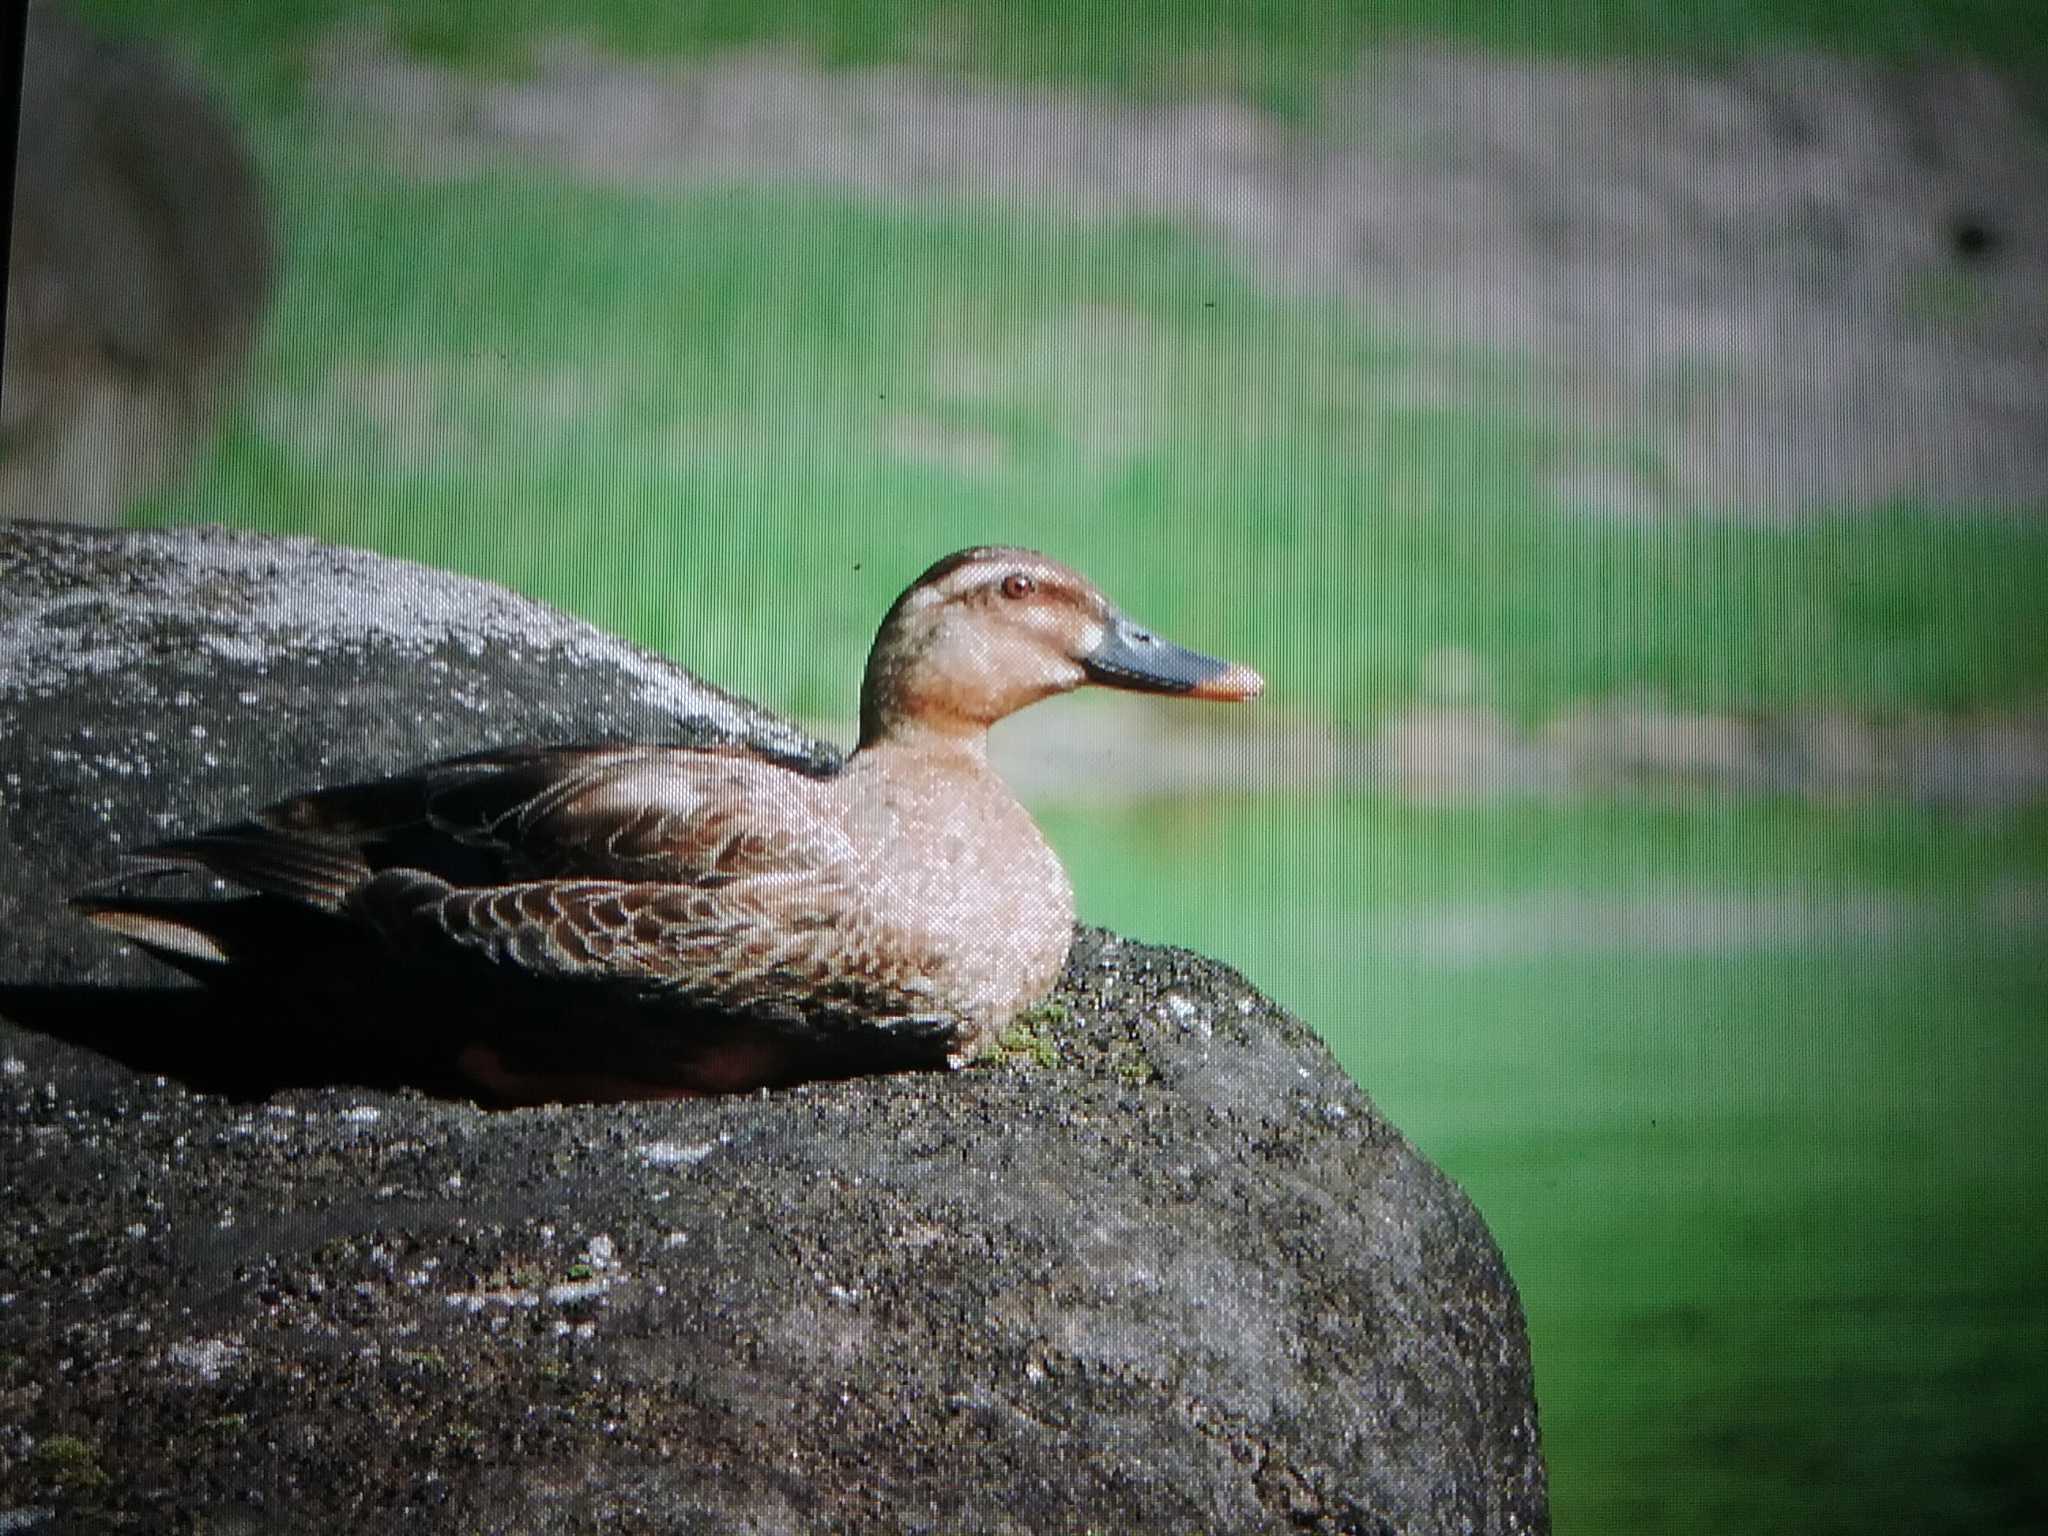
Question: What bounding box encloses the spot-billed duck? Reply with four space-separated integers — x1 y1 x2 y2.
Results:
75 547 1262 1104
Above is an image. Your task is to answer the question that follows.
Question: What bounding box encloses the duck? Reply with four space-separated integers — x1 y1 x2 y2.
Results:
74 546 1262 1105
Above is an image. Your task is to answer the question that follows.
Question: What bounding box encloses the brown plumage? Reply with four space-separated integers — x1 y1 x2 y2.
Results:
75 547 1262 1104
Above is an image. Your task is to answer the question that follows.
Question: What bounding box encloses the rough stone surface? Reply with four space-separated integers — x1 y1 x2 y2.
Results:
0 524 1547 1532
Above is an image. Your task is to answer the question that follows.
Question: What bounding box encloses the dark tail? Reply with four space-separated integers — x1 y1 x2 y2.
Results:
127 822 372 910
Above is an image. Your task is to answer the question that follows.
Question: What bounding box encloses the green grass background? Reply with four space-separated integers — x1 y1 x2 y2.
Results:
67 0 2048 1528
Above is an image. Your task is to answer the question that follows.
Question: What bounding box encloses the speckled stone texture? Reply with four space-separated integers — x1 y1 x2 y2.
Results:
0 523 1547 1533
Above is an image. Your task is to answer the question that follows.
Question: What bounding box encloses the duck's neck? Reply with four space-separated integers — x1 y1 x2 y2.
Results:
851 714 993 771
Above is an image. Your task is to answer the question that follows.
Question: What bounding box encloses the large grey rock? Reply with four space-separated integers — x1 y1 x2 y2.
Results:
0 524 1547 1532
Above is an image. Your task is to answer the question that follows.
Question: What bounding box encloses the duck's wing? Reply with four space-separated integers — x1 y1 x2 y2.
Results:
434 744 848 885
79 745 960 1093
138 743 850 898
356 867 940 1028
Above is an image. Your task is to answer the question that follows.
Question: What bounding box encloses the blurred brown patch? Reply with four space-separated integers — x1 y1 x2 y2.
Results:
2 4 275 525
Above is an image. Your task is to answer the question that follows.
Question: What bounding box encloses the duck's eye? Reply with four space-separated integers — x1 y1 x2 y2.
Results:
1000 573 1036 600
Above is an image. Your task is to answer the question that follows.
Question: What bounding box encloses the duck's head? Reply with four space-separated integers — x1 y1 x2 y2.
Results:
858 546 1263 748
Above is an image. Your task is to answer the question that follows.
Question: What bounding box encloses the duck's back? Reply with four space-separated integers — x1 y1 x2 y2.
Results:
233 742 846 890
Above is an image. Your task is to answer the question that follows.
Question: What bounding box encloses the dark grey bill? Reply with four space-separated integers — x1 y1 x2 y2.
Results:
1081 617 1245 697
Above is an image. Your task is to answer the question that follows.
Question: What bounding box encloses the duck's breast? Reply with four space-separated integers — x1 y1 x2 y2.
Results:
843 760 1074 1041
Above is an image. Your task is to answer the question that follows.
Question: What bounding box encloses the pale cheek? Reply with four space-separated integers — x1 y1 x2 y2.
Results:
1022 608 1103 661
1044 656 1087 692
988 632 1080 697
951 624 999 673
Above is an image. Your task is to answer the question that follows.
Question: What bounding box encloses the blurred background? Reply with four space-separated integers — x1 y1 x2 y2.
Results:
7 1 2045 1528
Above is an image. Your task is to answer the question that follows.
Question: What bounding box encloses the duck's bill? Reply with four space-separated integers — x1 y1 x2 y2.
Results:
1082 620 1264 702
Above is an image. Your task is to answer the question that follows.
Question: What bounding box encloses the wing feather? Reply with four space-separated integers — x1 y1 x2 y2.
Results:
352 866 932 1022
413 746 848 884
120 743 848 897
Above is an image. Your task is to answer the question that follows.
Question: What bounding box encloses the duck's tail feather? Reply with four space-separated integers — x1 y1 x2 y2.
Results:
255 774 434 843
73 895 234 969
70 892 348 983
128 823 372 910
